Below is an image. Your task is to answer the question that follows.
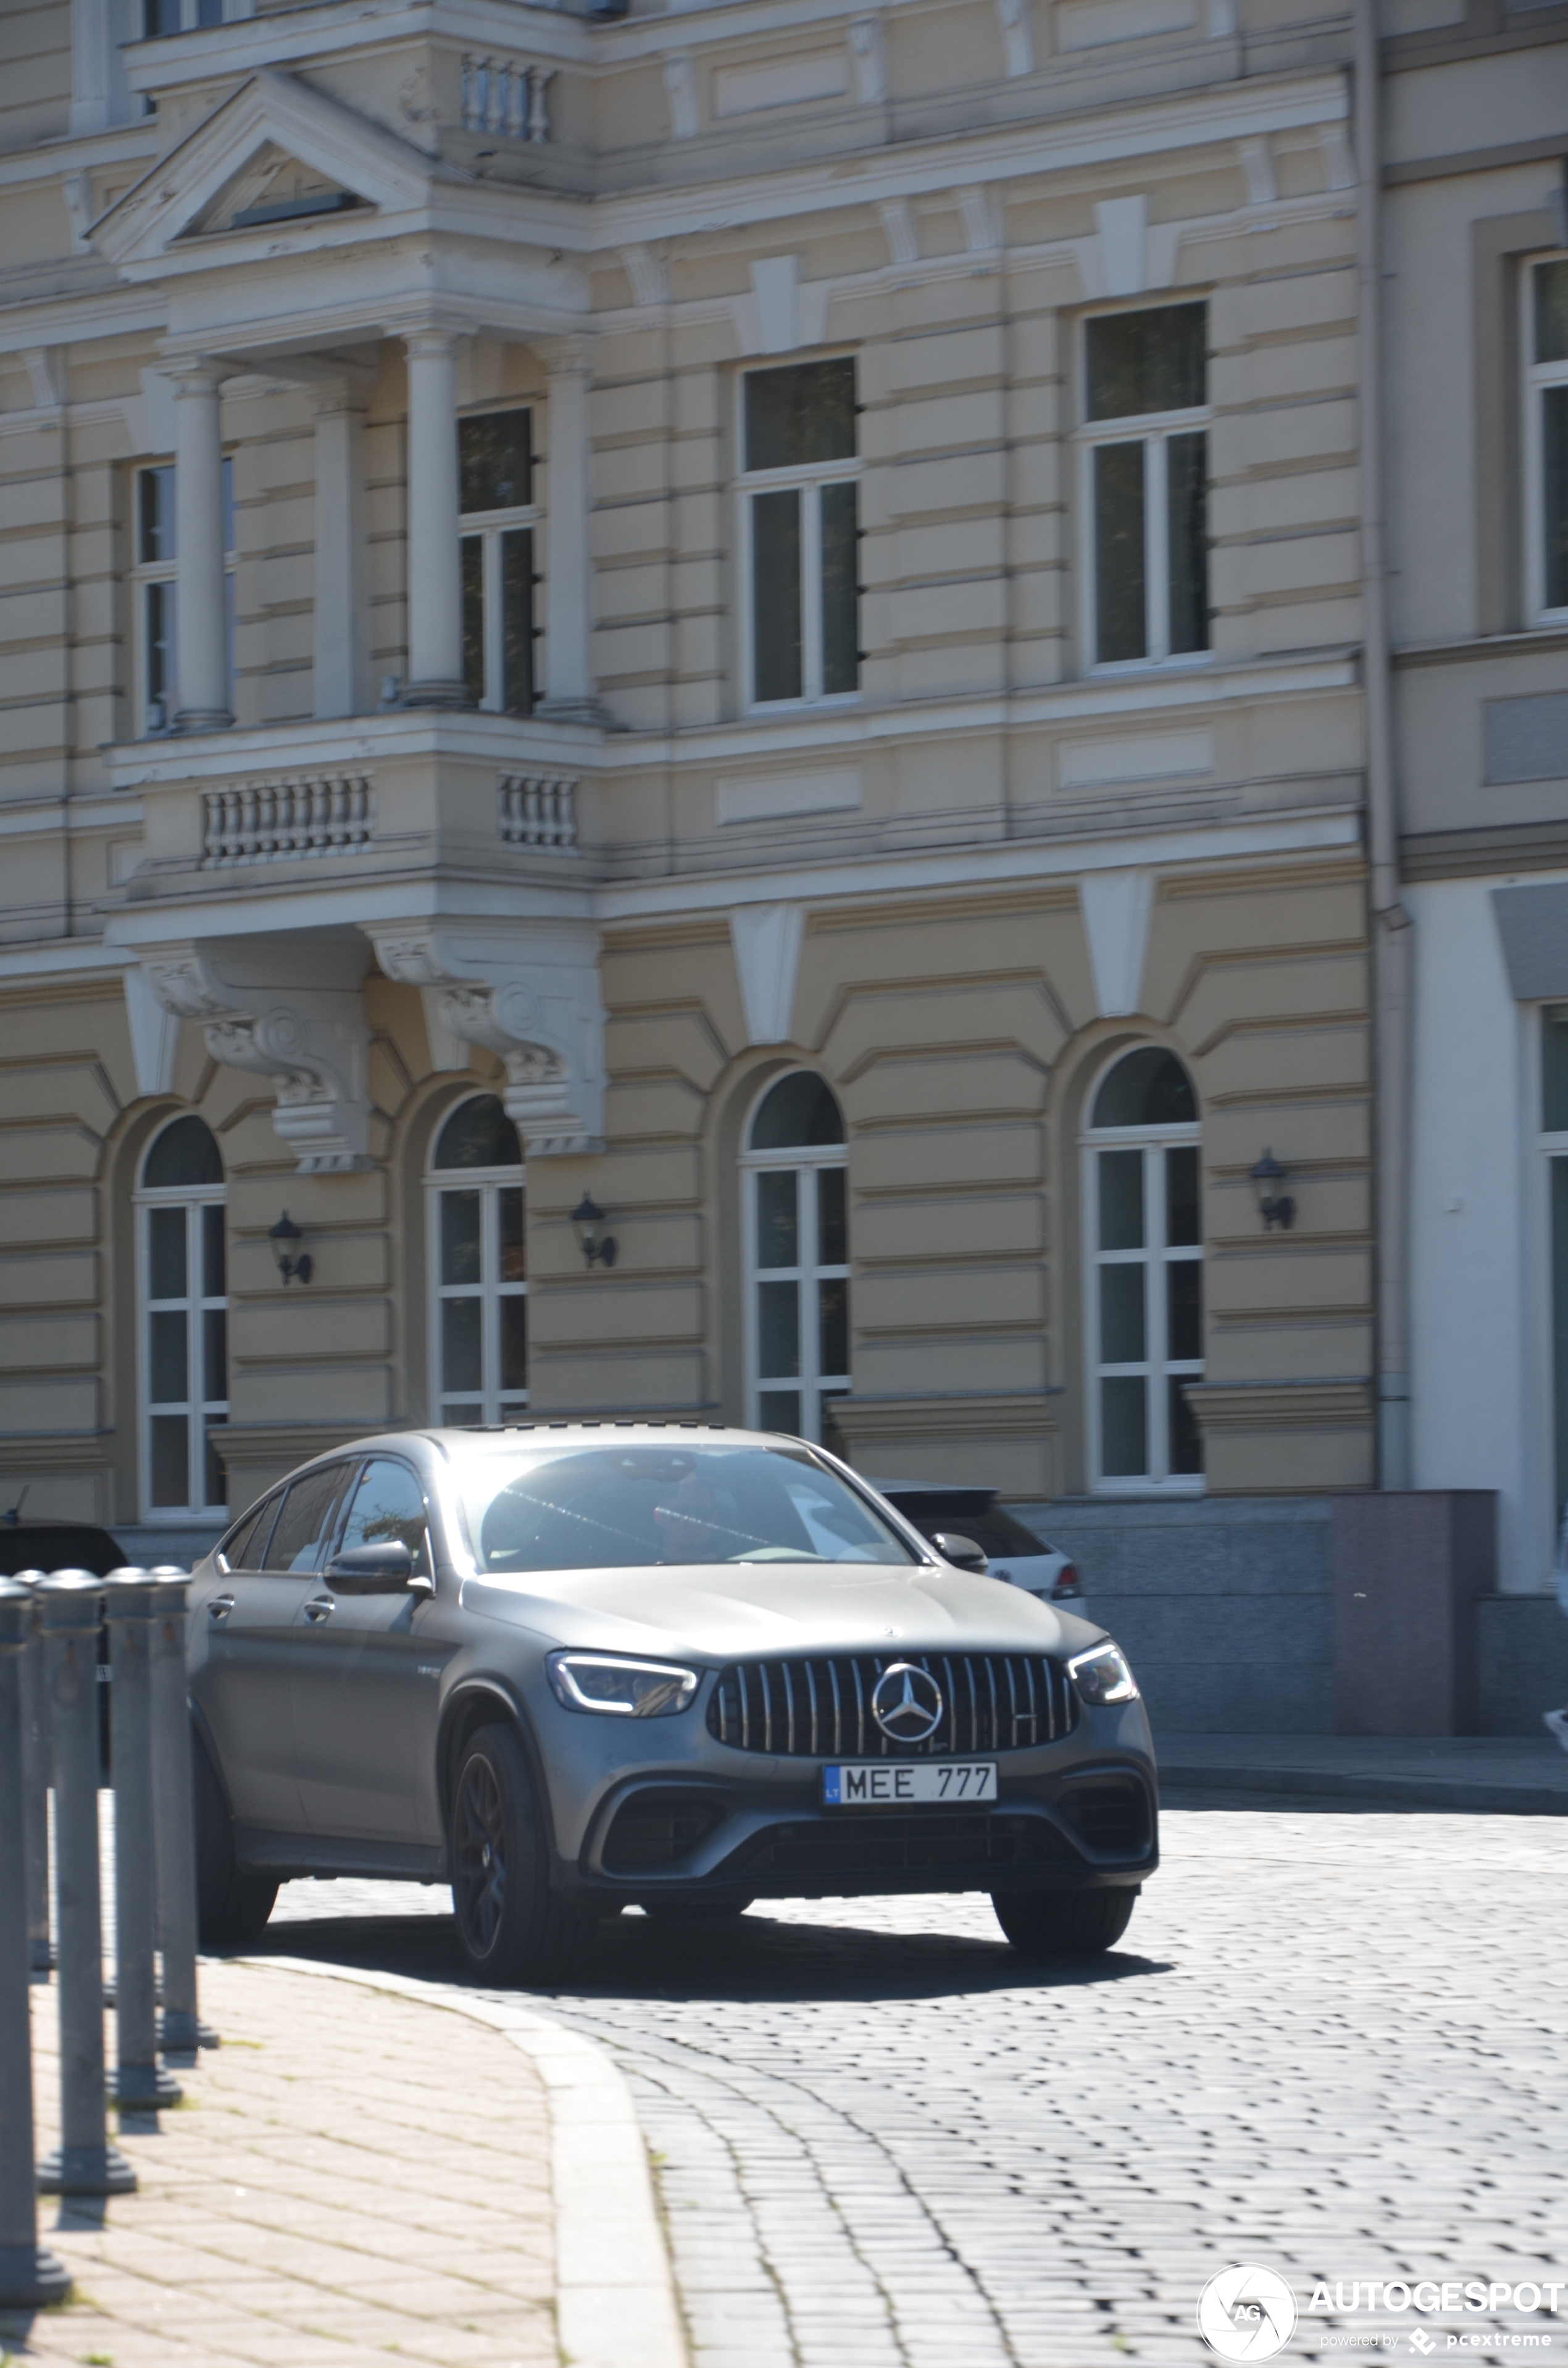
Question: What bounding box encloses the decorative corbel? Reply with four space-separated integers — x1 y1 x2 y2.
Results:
369 922 606 1158
135 938 374 1173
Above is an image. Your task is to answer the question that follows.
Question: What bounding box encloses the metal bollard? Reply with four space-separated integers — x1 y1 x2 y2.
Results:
35 1573 136 2198
148 1571 215 2052
102 1573 181 2113
0 1580 70 2309
15 1569 51 1975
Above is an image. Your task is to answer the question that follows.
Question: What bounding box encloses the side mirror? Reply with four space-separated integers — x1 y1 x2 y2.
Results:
325 1539 421 1594
932 1531 988 1575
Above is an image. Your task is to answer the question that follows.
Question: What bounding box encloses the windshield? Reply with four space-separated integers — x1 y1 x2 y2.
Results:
449 1442 922 1575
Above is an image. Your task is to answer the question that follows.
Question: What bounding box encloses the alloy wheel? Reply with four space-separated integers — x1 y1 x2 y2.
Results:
454 1754 507 1957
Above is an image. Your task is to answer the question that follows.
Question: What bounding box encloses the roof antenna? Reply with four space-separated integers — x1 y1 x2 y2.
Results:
2 1484 28 1526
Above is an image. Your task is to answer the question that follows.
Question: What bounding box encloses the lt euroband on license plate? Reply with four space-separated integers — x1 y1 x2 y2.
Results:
821 1761 998 1806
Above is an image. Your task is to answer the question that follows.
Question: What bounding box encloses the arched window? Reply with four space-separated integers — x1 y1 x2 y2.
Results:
1082 1047 1203 1490
741 1071 848 1444
426 1094 527 1426
137 1115 228 1517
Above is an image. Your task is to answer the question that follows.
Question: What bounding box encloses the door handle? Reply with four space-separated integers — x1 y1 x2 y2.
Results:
303 1597 336 1623
208 1594 235 1622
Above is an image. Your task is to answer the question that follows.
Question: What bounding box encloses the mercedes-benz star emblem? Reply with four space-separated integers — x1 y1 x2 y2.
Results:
870 1662 944 1744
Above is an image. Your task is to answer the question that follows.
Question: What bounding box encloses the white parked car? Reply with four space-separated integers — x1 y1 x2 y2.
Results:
867 1483 1085 1613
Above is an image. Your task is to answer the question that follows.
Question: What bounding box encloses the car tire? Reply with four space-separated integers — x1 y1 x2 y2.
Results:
642 1893 754 1922
449 1722 592 1987
194 1730 278 1949
991 1887 1136 1957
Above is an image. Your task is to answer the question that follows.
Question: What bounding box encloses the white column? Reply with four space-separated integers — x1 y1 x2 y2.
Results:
312 382 368 719
402 330 465 706
171 361 233 732
536 340 605 726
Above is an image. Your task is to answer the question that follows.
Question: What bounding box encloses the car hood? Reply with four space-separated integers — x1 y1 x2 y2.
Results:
459 1561 1104 1659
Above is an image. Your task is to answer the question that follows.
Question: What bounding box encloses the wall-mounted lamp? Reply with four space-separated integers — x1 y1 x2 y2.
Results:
570 1194 617 1270
1248 1150 1296 1232
269 1210 314 1285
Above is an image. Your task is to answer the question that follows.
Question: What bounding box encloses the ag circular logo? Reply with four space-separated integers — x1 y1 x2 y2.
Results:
1197 2265 1298 2361
870 1662 943 1743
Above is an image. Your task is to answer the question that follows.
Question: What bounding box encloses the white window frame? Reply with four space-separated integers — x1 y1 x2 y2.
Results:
141 0 248 36
1524 253 1568 628
135 1149 228 1521
1535 1003 1568 1583
425 1106 528 1426
459 406 540 715
740 1073 849 1444
1076 303 1212 674
130 458 235 737
736 360 861 713
1081 1056 1204 1496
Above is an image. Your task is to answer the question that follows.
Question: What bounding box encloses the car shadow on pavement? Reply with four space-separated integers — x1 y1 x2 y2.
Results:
243 1907 1173 2003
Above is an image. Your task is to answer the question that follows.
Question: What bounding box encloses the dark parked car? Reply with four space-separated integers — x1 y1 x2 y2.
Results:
868 1483 1085 1609
0 1516 127 1580
1 1514 129 1768
185 1426 1156 1985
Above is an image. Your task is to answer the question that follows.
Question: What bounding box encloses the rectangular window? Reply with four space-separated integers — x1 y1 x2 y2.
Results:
141 1191 228 1516
1541 1006 1568 1551
459 409 538 714
1528 259 1568 621
1086 1136 1203 1489
741 358 859 708
130 459 235 734
745 1150 849 1445
144 0 224 33
431 1175 528 1424
1082 304 1209 667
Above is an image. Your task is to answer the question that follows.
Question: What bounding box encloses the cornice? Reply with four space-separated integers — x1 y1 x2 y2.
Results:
0 123 158 193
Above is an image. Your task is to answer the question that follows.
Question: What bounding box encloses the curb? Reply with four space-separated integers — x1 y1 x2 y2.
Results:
1159 1764 1568 1815
240 1954 688 2368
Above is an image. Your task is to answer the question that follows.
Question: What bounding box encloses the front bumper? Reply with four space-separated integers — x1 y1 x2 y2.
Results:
550 1752 1158 1906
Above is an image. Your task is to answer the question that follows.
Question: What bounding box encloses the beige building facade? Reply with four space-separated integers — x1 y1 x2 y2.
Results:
0 0 1397 1720
1382 0 1568 1717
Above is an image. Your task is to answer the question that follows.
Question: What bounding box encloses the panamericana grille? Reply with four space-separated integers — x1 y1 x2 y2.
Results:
707 1652 1077 1758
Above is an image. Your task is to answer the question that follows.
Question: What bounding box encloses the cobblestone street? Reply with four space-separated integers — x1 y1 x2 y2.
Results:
261 1801 1568 2368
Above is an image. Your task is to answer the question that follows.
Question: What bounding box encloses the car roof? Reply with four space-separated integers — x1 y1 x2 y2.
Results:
866 1479 998 1502
256 1423 843 1482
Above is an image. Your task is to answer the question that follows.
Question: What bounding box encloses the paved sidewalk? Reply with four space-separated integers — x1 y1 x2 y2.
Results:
9 1958 557 2368
1156 1729 1568 1810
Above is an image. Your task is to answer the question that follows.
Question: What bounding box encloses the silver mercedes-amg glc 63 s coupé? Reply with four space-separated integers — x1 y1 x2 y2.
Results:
186 1425 1157 1983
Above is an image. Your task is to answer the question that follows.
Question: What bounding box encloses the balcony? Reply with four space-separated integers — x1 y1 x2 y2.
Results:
104 709 602 920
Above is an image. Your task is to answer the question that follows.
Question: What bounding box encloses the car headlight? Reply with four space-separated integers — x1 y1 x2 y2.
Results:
546 1652 700 1718
1067 1642 1139 1706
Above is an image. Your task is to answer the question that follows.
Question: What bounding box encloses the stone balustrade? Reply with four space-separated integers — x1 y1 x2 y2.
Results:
201 778 375 867
499 772 577 851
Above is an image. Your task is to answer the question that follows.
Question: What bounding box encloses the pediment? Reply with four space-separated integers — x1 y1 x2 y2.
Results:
92 69 435 267
187 144 361 238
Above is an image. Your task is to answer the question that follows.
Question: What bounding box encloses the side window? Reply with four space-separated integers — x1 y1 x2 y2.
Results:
262 1465 353 1574
338 1460 433 1577
220 1497 278 1573
740 358 859 707
1082 304 1209 667
1527 258 1568 624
